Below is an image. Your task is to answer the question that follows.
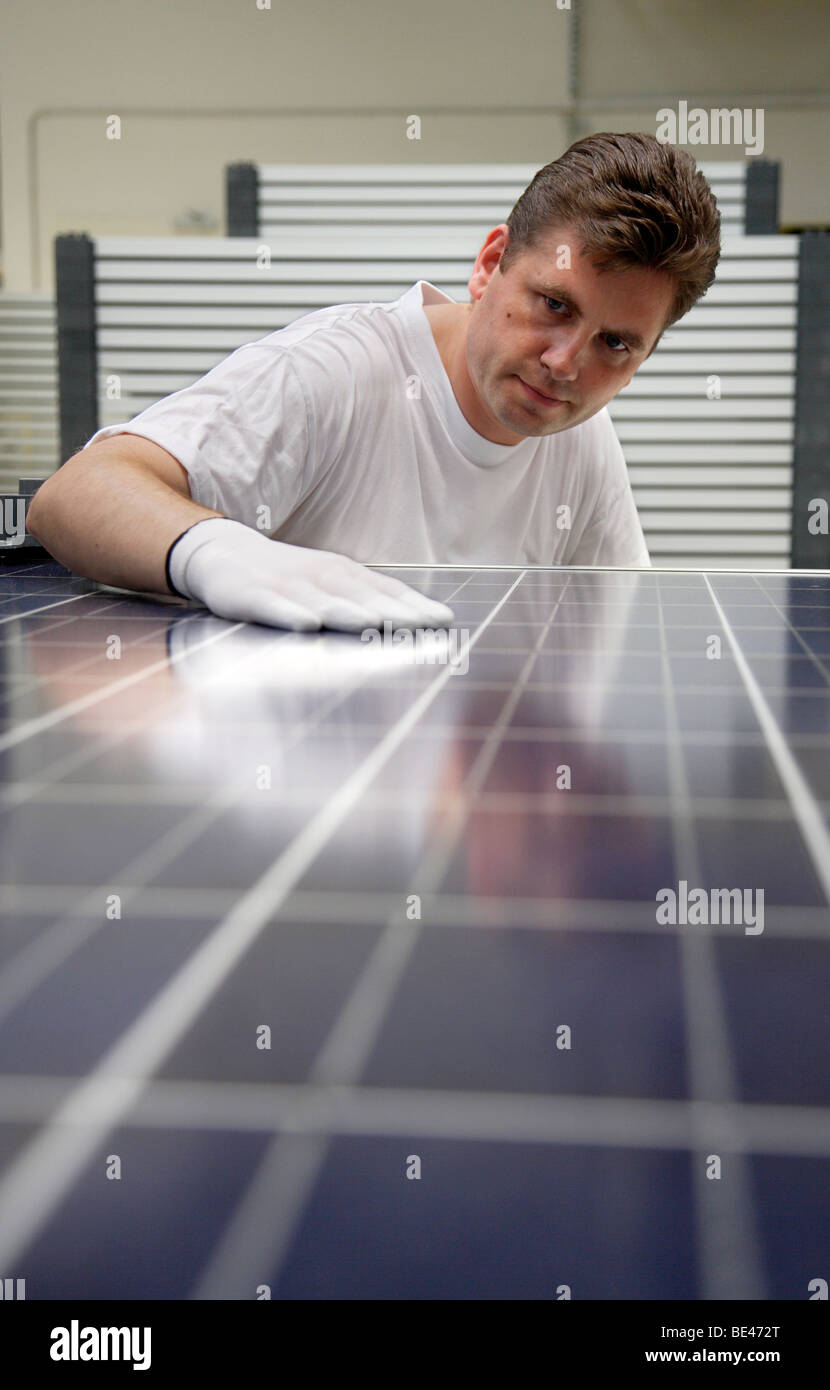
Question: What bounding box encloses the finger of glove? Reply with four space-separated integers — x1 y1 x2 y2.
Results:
306 553 455 626
275 576 388 631
333 570 454 626
206 571 367 632
218 584 323 632
356 572 455 625
389 592 455 627
333 581 443 629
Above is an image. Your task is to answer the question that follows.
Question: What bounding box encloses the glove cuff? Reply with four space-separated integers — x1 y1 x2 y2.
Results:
166 517 237 599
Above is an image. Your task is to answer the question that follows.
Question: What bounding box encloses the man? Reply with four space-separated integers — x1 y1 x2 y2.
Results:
27 131 720 632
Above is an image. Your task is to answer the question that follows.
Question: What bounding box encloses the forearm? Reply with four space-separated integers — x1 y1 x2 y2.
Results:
26 450 223 596
26 440 455 632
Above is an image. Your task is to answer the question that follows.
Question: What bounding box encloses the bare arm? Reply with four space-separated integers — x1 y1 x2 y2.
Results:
25 434 223 595
27 433 455 631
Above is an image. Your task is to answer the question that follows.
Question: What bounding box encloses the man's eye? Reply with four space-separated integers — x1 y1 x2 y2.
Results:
604 334 628 353
543 297 567 314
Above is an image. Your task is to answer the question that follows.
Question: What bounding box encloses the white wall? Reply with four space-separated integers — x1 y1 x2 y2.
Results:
576 0 830 228
0 0 828 291
1 0 572 290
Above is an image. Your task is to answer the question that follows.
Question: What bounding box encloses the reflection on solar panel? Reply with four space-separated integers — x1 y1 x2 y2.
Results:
0 561 828 1300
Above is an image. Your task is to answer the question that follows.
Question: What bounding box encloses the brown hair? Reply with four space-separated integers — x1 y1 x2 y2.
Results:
500 131 721 328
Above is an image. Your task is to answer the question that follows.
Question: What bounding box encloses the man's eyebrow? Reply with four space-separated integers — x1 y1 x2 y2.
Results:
537 284 647 352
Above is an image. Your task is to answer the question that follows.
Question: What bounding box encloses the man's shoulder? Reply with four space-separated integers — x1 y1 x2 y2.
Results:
254 287 414 356
234 293 411 402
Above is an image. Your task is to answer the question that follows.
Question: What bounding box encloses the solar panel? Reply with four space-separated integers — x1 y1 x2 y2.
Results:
0 559 829 1302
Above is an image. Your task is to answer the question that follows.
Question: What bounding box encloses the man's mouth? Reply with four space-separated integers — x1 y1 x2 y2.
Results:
517 377 569 406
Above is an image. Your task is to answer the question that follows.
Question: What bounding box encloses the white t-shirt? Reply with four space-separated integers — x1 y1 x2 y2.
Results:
86 280 650 567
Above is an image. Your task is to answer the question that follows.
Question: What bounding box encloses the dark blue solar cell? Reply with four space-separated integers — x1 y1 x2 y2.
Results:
361 926 688 1099
15 1126 271 1299
0 564 827 1300
750 1156 830 1300
274 1136 699 1300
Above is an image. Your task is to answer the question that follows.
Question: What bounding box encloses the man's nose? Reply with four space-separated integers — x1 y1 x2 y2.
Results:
540 328 590 381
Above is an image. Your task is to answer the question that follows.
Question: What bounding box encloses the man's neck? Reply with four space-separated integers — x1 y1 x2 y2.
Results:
422 300 524 446
422 302 470 375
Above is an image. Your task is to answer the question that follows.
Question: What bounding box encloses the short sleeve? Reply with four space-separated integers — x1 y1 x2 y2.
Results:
84 342 314 534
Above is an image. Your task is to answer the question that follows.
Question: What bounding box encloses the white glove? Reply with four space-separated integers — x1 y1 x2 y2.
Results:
167 517 455 631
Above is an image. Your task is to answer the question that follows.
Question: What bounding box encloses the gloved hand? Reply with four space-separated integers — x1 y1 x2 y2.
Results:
167 517 455 631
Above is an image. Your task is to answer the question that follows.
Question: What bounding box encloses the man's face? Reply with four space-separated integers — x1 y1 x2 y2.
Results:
462 223 676 445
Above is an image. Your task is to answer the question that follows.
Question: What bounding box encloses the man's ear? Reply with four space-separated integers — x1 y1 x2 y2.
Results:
497 224 511 269
468 224 511 301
